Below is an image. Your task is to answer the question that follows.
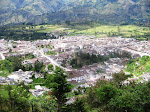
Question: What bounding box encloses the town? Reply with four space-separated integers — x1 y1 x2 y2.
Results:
0 36 150 96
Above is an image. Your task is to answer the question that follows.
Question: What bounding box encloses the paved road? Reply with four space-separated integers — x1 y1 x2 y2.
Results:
39 50 71 71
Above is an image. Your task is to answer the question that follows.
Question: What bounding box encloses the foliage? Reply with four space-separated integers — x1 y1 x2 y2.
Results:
46 51 56 55
126 56 150 77
96 85 118 104
1 82 31 112
69 72 150 112
0 56 23 73
0 54 36 76
30 93 57 112
0 68 149 112
45 66 72 112
0 24 149 41
48 64 54 71
0 83 57 112
70 52 109 68
1 0 149 25
33 60 45 73
112 71 133 86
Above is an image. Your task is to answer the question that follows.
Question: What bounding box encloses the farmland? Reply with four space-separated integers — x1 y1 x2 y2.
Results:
0 23 150 41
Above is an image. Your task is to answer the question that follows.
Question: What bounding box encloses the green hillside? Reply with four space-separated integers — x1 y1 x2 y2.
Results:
125 56 150 77
0 0 68 25
0 0 150 25
30 0 150 25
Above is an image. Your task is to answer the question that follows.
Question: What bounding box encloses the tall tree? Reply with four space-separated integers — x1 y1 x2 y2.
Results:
45 66 72 112
5 82 30 112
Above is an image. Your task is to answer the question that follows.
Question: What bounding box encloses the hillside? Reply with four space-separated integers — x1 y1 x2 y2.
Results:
0 0 150 25
0 0 68 25
126 56 150 77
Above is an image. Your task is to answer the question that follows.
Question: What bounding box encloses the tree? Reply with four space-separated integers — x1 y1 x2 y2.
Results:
40 93 57 112
96 84 118 104
109 91 137 112
33 60 44 72
65 20 71 25
48 64 53 71
45 66 72 112
40 26 44 29
5 82 30 112
112 71 132 86
117 26 120 35
30 97 39 112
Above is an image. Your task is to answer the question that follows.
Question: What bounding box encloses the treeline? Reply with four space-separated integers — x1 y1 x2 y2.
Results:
70 52 131 69
70 52 109 68
64 21 103 30
0 26 56 41
109 52 132 59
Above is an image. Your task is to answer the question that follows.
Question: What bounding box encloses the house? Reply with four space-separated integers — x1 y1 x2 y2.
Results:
29 85 50 97
7 69 34 83
67 70 86 84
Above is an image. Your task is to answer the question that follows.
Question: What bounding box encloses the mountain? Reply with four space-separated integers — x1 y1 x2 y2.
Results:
0 0 149 25
0 0 68 25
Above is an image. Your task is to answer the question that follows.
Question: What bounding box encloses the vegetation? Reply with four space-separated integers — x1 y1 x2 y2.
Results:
0 24 149 41
0 55 45 77
0 82 57 112
70 51 132 69
0 67 72 112
48 64 54 71
1 0 149 25
44 67 72 112
33 60 45 73
70 52 109 68
67 72 150 112
0 56 23 74
0 67 150 112
126 56 150 77
46 51 56 55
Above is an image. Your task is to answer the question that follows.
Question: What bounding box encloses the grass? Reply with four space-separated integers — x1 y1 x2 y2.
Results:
125 56 150 77
31 24 149 39
46 51 56 55
4 24 150 40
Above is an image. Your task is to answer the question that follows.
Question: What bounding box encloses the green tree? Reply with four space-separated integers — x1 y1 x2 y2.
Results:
112 71 132 86
96 84 118 104
45 66 72 112
48 64 54 71
33 60 44 72
5 82 30 112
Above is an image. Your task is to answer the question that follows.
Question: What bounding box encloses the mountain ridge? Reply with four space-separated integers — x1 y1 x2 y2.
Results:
0 0 149 25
